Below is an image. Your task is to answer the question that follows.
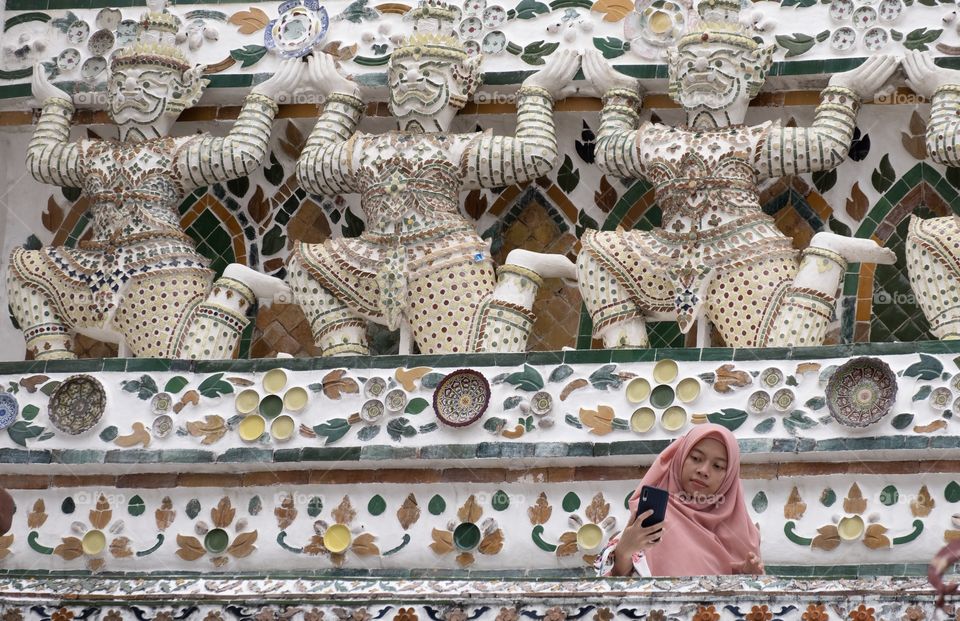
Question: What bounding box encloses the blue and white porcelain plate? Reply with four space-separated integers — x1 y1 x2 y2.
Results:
264 0 329 58
0 393 18 430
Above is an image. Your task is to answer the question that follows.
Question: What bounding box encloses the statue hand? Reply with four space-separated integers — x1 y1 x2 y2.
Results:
251 58 305 102
522 49 581 100
581 48 640 97
31 62 71 105
903 50 959 100
307 52 359 98
828 54 898 100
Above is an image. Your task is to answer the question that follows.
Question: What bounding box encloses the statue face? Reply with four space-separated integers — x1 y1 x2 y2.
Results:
387 58 456 129
108 66 180 126
670 43 753 112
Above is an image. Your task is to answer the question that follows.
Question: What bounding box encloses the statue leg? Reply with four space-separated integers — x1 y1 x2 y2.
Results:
111 270 213 357
471 249 577 353
286 255 369 356
6 270 75 360
906 215 960 339
706 255 804 347
405 256 498 354
575 248 650 348
709 232 894 347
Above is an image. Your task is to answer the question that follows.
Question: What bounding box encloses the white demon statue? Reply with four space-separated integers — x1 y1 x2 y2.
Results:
285 0 580 356
8 7 299 359
577 0 898 348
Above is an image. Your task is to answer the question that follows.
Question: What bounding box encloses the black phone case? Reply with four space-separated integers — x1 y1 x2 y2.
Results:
635 485 668 528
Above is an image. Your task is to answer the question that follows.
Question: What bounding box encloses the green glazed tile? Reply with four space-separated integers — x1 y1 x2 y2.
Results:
0 448 42 463
499 443 535 458
610 348 656 363
125 359 171 372
653 347 699 361
0 360 46 374
361 445 417 460
4 0 47 10
476 443 501 458
903 436 931 449
193 360 249 374
525 351 565 366
562 349 612 364
160 449 215 463
533 442 568 457
815 438 847 452
419 444 476 460
53 449 105 464
43 359 102 373
300 446 362 461
100 359 127 373
566 442 594 457
218 448 273 463
771 438 798 452
272 448 303 463
105 449 160 464
168 359 195 372
592 443 611 457
698 348 735 361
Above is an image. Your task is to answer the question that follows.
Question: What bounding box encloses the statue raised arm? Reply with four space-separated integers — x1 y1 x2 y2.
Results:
902 51 960 338
286 1 578 356
8 9 300 360
575 0 896 349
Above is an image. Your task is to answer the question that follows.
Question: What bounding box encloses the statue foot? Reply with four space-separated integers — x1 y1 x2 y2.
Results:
504 249 577 282
222 264 293 307
809 232 896 265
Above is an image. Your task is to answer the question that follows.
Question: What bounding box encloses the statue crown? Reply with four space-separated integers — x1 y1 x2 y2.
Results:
111 9 191 73
392 0 468 62
677 0 758 52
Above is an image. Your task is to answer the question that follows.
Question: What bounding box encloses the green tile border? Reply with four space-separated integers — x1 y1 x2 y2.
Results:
11 433 960 466
5 340 960 376
0 563 931 582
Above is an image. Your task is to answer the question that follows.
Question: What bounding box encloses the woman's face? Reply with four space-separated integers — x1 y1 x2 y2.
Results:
679 437 728 498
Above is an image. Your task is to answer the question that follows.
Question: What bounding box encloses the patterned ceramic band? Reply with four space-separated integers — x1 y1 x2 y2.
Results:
803 246 846 269
933 84 960 98
327 91 365 110
42 97 75 113
216 277 258 306
516 85 553 104
820 85 861 106
247 92 280 114
497 264 545 288
603 87 641 105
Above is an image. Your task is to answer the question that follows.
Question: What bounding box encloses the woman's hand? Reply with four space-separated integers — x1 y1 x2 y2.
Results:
611 510 663 576
732 552 764 575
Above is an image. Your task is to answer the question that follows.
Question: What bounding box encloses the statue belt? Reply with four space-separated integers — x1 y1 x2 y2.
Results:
79 229 196 251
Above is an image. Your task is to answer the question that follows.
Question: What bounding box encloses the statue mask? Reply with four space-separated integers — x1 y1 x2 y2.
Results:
387 54 482 130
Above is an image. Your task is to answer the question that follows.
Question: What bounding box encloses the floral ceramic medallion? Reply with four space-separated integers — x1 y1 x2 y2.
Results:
825 357 897 427
265 0 330 58
433 369 491 427
48 375 106 435
0 393 18 430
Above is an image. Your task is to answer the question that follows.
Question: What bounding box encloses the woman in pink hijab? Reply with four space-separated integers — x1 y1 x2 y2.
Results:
595 423 763 576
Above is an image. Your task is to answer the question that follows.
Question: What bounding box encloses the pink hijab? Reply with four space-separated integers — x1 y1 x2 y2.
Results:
627 423 761 576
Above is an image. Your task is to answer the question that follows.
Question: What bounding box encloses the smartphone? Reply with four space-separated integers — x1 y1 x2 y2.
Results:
635 485 669 529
